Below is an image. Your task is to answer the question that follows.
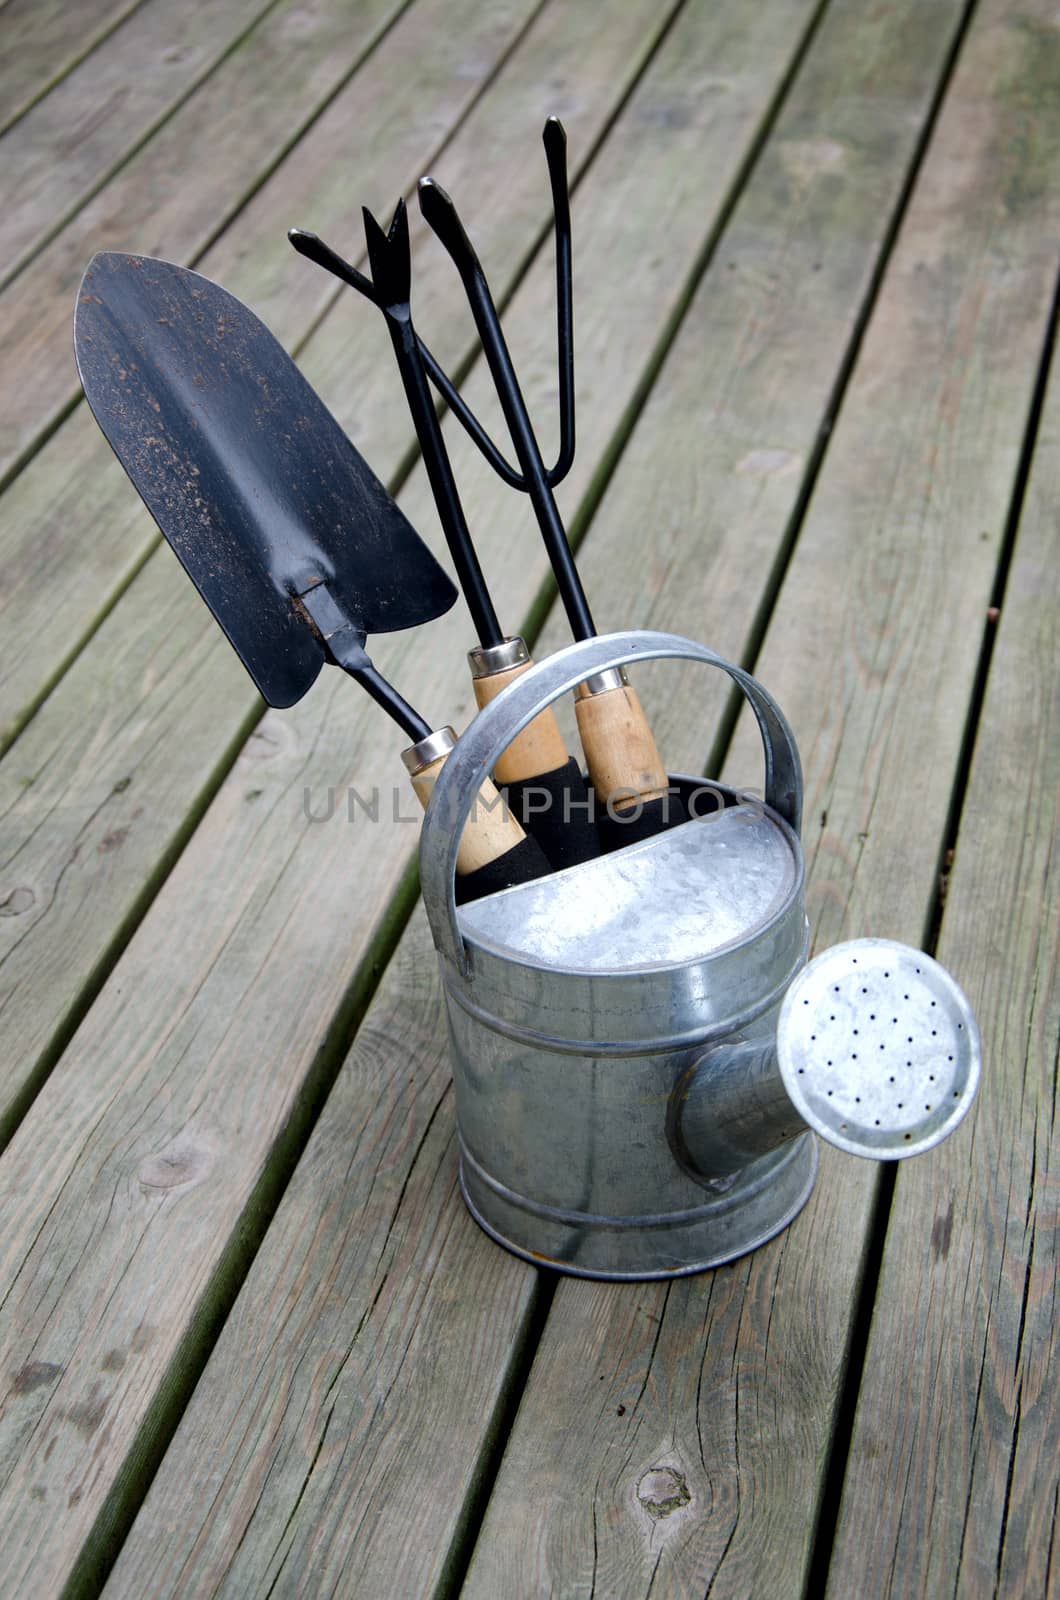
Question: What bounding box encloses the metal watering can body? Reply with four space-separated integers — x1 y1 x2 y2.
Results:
419 632 980 1280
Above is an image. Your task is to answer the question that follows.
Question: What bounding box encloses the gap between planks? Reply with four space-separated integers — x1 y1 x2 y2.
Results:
0 0 289 293
0 0 420 497
0 0 150 140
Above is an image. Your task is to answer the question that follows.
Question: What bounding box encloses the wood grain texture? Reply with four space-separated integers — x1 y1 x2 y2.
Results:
0 0 542 1137
463 1 1060 1594
0 0 406 488
472 663 570 785
104 908 541 1599
826 291 1060 1596
410 762 527 873
0 554 253 1145
0 0 147 138
0 2 827 1591
575 682 670 807
0 0 276 289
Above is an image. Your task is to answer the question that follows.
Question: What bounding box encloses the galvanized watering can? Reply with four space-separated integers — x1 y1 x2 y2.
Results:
419 631 980 1280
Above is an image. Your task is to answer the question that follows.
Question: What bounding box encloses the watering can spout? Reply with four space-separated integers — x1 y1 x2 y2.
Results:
672 938 981 1184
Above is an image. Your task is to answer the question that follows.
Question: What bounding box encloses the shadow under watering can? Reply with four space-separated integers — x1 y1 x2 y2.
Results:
419 631 980 1280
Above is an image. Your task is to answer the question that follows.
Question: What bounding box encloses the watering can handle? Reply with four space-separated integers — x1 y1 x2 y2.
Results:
419 630 803 977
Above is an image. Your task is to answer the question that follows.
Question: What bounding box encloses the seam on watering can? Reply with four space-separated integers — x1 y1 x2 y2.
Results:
457 1177 819 1286
458 1134 814 1229
442 942 809 1058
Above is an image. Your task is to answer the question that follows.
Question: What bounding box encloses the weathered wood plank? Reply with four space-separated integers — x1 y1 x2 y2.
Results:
107 907 542 1600
826 311 1060 1594
0 0 663 1154
0 554 254 1149
462 1 1060 1594
0 0 147 138
0 0 277 289
0 0 407 489
0 0 538 753
0 0 785 1586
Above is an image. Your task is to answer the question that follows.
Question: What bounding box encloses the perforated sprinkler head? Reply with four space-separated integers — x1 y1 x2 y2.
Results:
776 938 980 1159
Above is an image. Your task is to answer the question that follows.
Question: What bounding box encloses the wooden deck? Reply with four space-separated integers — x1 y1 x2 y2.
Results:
1 0 1056 1593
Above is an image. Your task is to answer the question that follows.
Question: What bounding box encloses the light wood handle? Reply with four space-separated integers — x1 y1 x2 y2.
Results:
471 659 570 784
410 755 527 875
575 683 669 811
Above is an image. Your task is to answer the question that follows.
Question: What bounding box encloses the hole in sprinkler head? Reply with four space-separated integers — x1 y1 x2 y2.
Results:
958 1023 963 1030
875 1119 880 1125
904 1132 912 1141
897 1102 904 1108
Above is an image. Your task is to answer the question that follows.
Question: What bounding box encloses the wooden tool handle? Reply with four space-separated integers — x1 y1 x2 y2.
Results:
410 755 528 875
472 659 569 784
575 681 670 811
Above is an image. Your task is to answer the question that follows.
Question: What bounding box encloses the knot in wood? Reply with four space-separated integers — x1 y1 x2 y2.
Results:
636 1465 691 1520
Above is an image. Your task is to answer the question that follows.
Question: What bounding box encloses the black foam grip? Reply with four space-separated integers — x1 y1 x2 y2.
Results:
454 834 551 905
502 757 602 870
596 789 690 853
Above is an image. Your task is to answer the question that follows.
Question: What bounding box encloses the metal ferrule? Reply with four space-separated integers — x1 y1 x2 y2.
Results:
467 636 530 678
574 666 627 698
400 725 456 776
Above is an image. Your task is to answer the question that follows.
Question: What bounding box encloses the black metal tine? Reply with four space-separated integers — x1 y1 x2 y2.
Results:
361 199 505 650
418 175 596 642
421 355 525 488
287 228 378 303
289 226 524 488
542 117 575 489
